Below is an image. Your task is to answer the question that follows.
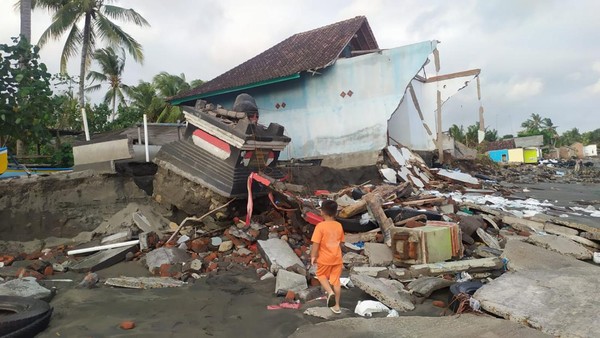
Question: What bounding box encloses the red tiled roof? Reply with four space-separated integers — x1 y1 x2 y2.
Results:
171 16 378 103
485 139 516 151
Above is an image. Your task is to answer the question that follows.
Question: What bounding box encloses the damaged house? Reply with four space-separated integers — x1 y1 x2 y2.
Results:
169 16 484 168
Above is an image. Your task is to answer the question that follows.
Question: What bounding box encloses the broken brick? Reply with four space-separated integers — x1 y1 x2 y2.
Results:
43 265 53 276
285 290 296 301
120 321 136 330
432 300 446 308
204 252 218 263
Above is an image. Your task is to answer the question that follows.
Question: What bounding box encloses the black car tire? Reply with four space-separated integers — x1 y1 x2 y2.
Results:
0 296 52 337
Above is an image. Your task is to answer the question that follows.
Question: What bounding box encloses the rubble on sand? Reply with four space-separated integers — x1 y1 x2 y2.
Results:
0 144 598 337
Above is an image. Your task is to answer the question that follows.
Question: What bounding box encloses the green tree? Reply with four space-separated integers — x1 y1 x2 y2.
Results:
521 113 544 133
36 0 149 112
0 37 54 147
558 128 582 147
519 113 558 146
126 80 166 122
448 124 465 144
502 134 514 140
153 72 191 122
86 47 128 120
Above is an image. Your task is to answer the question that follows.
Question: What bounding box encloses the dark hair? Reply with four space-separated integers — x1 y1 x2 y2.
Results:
321 200 338 217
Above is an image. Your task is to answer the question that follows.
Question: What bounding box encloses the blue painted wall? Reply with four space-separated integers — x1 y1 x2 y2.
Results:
488 149 509 163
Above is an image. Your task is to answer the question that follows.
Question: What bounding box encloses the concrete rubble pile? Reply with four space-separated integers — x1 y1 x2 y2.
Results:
1 144 599 337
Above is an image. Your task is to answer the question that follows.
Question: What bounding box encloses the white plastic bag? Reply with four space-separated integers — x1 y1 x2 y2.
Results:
354 300 390 317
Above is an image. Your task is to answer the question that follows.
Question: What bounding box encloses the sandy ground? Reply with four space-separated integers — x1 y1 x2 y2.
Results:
37 261 448 338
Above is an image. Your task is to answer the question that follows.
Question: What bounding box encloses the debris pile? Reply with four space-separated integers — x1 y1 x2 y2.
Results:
1 144 599 337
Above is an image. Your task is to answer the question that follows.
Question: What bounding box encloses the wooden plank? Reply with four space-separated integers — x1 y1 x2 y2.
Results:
401 197 446 207
426 69 481 83
364 193 394 247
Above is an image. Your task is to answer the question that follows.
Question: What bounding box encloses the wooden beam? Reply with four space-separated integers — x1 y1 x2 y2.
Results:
426 69 481 83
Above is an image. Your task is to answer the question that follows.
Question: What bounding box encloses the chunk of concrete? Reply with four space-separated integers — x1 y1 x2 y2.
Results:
474 267 600 338
258 238 304 274
101 230 132 245
350 267 389 278
527 234 592 260
502 240 589 272
0 277 51 299
409 257 503 275
218 240 233 252
350 274 414 312
275 269 307 294
304 307 351 319
105 276 185 289
407 277 454 298
502 216 544 233
70 244 138 273
290 314 551 338
475 228 501 250
145 247 191 272
342 252 368 267
543 222 579 237
363 243 393 267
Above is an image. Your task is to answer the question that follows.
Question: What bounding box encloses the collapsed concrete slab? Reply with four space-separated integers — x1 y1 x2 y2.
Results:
350 267 389 278
473 266 600 337
258 238 304 274
527 234 592 260
350 274 414 312
501 240 590 272
407 277 454 298
105 277 186 289
70 244 138 273
290 314 551 338
275 270 307 294
304 307 351 319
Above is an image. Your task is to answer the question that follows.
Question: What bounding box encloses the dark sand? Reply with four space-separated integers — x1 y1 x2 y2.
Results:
38 261 448 337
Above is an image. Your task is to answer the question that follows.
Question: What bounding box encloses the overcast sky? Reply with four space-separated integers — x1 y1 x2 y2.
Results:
1 0 599 136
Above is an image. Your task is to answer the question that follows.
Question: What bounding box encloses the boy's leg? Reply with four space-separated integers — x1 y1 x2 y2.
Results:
332 284 342 310
315 264 334 296
329 264 343 310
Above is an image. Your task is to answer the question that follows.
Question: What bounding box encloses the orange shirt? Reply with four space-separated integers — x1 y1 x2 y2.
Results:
311 220 344 265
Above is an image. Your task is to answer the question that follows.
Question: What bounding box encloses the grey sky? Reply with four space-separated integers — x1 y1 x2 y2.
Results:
1 0 599 136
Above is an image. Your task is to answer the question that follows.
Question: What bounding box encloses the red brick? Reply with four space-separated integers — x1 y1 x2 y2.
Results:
190 239 209 253
43 265 53 276
25 251 43 260
0 255 15 266
120 321 135 330
294 248 302 256
159 264 172 277
16 268 44 280
285 290 296 301
207 262 218 272
517 230 532 237
432 300 446 308
405 220 426 228
204 252 218 263
231 255 253 265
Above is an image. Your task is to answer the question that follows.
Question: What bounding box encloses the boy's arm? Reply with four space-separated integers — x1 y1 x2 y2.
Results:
310 242 320 266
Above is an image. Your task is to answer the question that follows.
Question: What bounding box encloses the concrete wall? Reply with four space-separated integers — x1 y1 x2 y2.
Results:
571 142 584 159
508 148 524 163
584 144 597 157
488 149 508 163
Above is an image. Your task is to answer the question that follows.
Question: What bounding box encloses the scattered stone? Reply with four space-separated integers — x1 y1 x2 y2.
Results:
350 274 414 312
363 243 393 267
120 321 136 330
105 277 186 289
473 246 502 258
78 272 99 288
258 238 304 274
219 240 233 252
183 259 203 273
211 237 222 247
527 234 592 260
0 277 52 299
432 300 445 308
407 277 454 298
297 286 323 303
474 267 600 338
70 244 138 273
342 252 368 267
388 268 411 280
274 269 307 294
260 272 275 281
145 247 190 272
304 306 351 319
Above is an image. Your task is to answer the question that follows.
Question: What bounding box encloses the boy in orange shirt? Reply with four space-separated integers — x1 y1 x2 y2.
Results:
310 200 344 314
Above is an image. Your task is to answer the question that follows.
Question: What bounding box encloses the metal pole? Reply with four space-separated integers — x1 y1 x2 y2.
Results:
143 114 149 162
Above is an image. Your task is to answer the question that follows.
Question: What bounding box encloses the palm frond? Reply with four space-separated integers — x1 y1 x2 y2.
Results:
95 13 144 63
86 70 108 83
58 24 82 73
85 83 102 93
101 5 150 27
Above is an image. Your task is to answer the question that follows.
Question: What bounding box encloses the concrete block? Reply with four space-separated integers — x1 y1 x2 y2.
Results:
105 276 185 289
501 240 589 272
363 243 393 267
70 244 138 273
350 274 414 312
342 252 368 267
304 307 351 319
258 238 304 274
0 277 52 299
275 269 307 294
101 230 132 245
145 247 190 272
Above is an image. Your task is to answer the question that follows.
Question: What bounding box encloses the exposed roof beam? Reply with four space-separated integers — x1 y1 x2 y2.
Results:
425 69 481 83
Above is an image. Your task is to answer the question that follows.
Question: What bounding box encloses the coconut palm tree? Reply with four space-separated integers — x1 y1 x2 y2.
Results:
86 47 128 120
126 80 165 122
19 0 32 42
153 72 191 123
521 113 544 133
35 0 149 111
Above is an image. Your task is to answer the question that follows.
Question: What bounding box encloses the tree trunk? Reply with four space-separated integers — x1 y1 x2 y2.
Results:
112 92 117 121
79 13 92 110
16 0 32 156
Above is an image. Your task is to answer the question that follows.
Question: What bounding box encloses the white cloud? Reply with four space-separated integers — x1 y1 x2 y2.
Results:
586 79 600 94
593 61 600 73
505 78 544 101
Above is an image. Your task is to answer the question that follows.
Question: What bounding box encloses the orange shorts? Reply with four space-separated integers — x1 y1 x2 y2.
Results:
316 263 343 287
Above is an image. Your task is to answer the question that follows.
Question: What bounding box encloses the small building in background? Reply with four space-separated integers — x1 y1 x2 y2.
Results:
584 144 598 157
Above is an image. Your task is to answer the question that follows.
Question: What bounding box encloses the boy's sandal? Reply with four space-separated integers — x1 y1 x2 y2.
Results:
327 293 336 308
330 307 342 314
